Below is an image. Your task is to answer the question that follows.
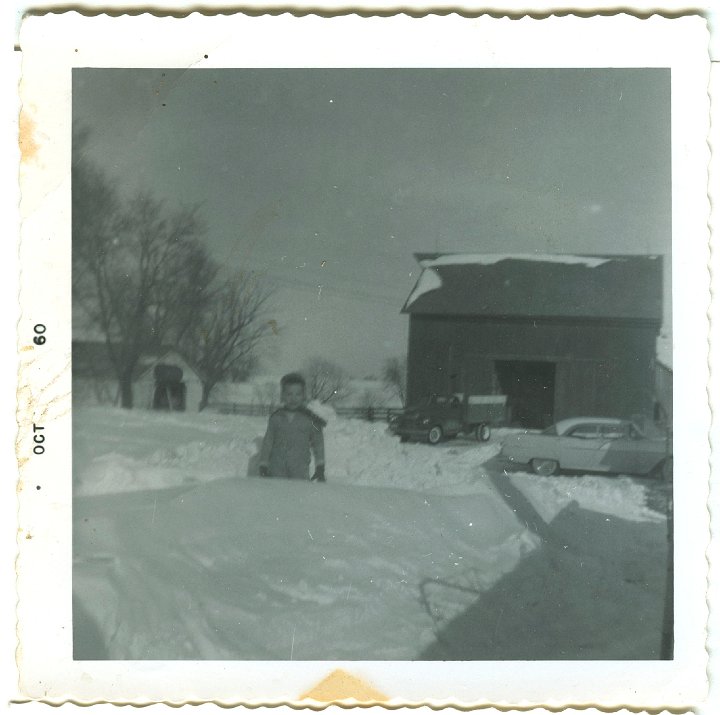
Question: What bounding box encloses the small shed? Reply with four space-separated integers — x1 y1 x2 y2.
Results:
72 341 204 412
134 351 203 412
401 253 664 428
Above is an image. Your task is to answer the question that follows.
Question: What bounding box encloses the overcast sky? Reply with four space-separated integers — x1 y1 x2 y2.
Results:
73 68 671 377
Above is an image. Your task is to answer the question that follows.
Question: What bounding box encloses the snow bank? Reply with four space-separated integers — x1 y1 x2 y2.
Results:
73 407 265 496
74 475 539 659
73 407 661 526
73 407 668 661
327 419 500 492
73 407 500 497
305 399 336 425
508 472 664 524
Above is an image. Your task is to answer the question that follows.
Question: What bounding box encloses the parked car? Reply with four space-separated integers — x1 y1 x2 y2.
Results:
500 417 671 477
389 393 507 444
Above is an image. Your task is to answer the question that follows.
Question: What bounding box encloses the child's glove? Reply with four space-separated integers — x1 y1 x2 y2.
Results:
311 465 326 483
259 465 270 477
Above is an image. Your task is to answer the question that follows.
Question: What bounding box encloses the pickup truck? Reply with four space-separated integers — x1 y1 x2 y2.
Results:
388 393 507 444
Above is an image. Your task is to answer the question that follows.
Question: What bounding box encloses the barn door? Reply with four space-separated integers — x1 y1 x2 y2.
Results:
494 359 556 429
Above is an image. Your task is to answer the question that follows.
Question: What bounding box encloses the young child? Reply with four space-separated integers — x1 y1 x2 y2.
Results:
258 372 326 482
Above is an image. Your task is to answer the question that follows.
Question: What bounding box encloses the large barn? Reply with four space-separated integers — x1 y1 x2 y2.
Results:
401 253 664 428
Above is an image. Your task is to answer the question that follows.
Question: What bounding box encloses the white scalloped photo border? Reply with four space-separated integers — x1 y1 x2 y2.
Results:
16 11 712 709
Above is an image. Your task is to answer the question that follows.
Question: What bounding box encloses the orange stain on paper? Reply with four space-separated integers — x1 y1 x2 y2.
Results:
300 668 388 703
19 111 40 163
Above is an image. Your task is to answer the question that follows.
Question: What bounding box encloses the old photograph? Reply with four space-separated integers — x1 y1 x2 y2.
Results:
15 10 712 707
70 66 674 661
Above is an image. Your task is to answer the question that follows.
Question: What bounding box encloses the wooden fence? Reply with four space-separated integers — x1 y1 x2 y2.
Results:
210 402 405 423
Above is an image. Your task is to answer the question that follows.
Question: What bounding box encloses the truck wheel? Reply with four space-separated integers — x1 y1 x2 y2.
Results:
531 458 559 476
427 426 444 445
475 423 491 442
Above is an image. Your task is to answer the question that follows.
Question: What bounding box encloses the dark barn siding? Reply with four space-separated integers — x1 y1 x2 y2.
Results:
654 362 673 426
407 315 658 422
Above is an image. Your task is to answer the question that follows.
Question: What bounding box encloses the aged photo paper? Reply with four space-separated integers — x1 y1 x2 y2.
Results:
16 10 711 709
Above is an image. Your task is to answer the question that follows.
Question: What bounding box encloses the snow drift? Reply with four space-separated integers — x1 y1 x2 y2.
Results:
72 407 668 661
74 476 538 660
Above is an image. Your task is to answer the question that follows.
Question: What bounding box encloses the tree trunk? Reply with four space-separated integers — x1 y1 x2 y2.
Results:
119 373 134 409
198 382 213 412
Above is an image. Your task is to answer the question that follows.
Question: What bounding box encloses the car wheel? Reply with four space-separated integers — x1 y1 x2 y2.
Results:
399 435 410 443
531 458 559 476
475 423 491 442
427 426 444 445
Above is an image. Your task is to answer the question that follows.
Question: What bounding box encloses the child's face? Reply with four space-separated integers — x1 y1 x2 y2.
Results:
281 383 305 410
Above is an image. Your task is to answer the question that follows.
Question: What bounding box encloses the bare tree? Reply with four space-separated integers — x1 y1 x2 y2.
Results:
303 358 351 404
382 356 407 406
73 135 216 407
72 127 122 322
181 271 275 411
252 380 280 413
359 387 384 421
227 353 260 383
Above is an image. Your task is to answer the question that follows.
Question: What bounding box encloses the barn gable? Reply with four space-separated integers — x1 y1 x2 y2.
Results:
401 253 665 427
402 253 662 323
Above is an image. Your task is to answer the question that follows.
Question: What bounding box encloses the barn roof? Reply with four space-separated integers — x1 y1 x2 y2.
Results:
72 341 198 380
402 253 663 322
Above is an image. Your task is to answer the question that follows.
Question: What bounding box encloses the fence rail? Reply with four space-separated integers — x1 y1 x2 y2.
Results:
209 402 405 423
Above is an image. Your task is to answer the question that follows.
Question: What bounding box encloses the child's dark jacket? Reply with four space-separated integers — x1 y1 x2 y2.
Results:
259 407 326 480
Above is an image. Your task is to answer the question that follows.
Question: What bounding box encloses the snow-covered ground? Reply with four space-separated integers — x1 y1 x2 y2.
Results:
73 406 669 660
